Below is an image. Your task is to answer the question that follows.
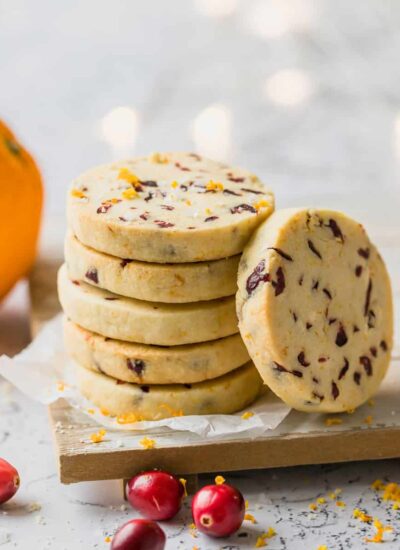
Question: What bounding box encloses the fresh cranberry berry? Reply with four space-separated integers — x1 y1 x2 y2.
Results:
0 458 20 505
126 470 184 521
111 519 165 550
192 483 245 537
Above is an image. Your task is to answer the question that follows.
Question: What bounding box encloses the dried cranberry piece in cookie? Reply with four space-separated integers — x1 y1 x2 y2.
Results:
245 260 270 295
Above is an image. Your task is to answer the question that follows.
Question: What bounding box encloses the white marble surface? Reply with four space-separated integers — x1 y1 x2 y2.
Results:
1 0 400 548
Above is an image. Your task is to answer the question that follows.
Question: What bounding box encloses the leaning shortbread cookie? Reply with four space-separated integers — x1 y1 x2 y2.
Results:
64 319 250 384
58 265 238 345
75 361 263 420
65 233 239 303
67 153 274 263
237 208 393 413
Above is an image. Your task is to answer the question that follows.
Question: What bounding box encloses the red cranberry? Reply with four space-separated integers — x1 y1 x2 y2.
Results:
192 483 245 538
0 458 20 504
111 519 165 550
126 470 184 521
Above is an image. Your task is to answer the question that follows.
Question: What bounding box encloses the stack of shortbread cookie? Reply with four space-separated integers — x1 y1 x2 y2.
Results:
58 152 275 421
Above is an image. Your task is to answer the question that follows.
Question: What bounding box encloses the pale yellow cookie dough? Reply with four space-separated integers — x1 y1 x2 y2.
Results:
58 264 238 345
65 233 239 303
67 153 274 263
64 319 250 384
75 360 263 420
237 208 393 413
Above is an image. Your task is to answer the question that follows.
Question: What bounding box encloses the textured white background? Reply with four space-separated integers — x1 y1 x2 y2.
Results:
1 0 400 233
1 1 400 548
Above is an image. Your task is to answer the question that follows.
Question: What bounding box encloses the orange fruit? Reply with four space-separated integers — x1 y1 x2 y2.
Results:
0 120 43 300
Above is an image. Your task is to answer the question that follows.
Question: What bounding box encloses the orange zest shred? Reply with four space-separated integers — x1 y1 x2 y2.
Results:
335 501 346 507
90 429 106 444
309 503 318 511
122 187 138 200
101 197 120 206
365 518 393 543
371 479 385 491
363 415 373 425
70 188 87 199
57 381 66 392
353 509 373 523
118 168 139 185
171 180 179 189
241 411 254 420
206 180 224 191
255 528 276 548
382 482 400 502
317 497 326 504
372 480 400 504
215 475 226 485
116 412 141 424
139 437 156 449
179 478 188 498
244 512 257 524
255 535 267 548
159 403 184 417
253 199 269 211
148 152 169 164
100 407 110 417
189 522 197 538
104 536 111 543
318 546 328 550
325 417 343 427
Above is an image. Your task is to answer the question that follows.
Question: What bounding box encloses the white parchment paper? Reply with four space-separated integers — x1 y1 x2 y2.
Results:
0 315 291 439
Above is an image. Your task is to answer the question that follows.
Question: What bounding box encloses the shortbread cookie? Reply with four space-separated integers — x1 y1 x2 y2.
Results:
65 233 239 303
67 153 274 263
64 319 250 384
237 208 393 413
75 361 263 420
58 265 238 345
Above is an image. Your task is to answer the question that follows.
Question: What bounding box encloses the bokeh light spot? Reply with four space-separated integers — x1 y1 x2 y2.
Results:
192 104 233 161
195 0 237 18
100 106 139 154
263 69 315 107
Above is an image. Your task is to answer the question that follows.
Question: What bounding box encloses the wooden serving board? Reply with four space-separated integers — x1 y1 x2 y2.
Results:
30 255 400 485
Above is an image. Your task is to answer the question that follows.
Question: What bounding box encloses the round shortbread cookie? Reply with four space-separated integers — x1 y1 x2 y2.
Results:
58 265 238 346
64 319 250 384
237 208 393 413
67 152 274 263
65 233 239 303
75 361 263 420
